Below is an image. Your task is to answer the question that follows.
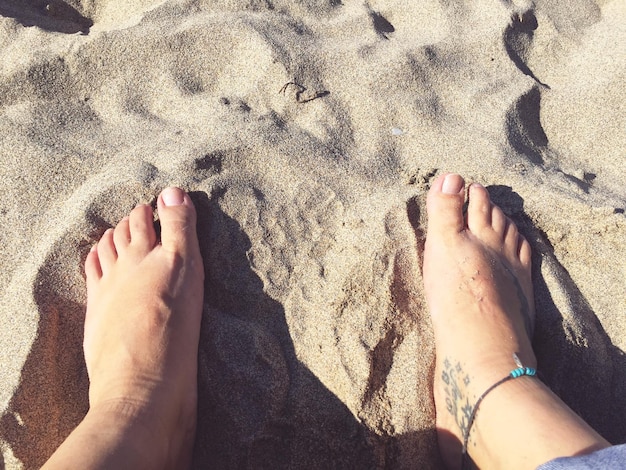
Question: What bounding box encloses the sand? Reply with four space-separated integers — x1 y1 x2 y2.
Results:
0 0 624 468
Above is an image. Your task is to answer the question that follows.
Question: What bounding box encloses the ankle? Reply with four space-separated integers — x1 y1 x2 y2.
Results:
468 377 610 469
86 399 172 465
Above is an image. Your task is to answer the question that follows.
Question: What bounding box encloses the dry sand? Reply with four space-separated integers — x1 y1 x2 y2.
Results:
0 0 624 468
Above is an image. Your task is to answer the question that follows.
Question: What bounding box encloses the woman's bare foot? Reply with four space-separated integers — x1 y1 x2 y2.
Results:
44 187 204 469
424 173 535 467
423 174 609 469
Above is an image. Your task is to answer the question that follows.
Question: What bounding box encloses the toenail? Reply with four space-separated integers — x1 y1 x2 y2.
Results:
442 174 463 194
161 187 185 206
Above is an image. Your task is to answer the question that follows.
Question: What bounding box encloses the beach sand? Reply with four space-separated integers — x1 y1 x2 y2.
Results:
0 0 624 468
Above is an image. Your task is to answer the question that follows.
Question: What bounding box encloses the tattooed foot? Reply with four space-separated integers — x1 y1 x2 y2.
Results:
422 174 535 468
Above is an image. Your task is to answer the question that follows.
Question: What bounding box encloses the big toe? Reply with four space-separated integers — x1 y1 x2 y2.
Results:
157 187 199 255
426 173 466 235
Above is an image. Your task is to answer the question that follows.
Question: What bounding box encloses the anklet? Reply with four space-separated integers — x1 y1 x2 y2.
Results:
461 353 537 469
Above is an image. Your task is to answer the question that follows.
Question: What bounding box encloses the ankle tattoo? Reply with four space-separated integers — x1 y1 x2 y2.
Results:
441 358 474 442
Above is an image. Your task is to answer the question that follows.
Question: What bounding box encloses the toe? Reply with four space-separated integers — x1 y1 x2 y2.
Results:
467 183 492 233
129 204 157 250
113 216 131 252
85 245 102 284
504 219 520 258
518 235 532 269
490 204 507 237
157 187 199 255
426 173 466 235
97 228 117 274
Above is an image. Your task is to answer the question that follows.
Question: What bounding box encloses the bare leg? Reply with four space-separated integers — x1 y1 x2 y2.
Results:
423 174 609 469
43 187 204 470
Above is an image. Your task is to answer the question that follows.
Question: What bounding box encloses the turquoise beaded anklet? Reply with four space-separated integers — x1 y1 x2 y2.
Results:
460 353 537 469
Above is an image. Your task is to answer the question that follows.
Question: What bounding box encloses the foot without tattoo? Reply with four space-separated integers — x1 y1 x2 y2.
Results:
43 187 205 469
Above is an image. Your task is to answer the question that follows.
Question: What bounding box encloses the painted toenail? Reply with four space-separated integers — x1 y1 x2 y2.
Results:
162 187 185 206
442 174 463 194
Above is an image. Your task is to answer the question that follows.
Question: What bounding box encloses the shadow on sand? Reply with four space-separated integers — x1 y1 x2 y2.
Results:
190 190 441 468
0 0 93 34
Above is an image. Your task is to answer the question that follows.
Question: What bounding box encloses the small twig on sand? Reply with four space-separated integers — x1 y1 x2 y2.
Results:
279 82 330 103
